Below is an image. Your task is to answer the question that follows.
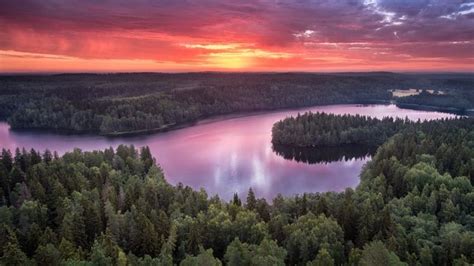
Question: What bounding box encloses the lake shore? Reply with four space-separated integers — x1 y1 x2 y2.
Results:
395 102 470 116
101 100 394 136
7 99 466 138
0 104 460 200
99 100 470 137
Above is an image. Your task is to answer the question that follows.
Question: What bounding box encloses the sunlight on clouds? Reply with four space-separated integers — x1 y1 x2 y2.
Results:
0 50 76 60
0 50 191 72
294 30 316 38
207 53 251 68
0 0 472 72
182 43 295 69
180 43 242 50
364 0 405 27
207 49 295 69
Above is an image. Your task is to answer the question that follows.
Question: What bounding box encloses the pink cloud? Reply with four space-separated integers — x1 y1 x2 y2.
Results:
0 0 473 72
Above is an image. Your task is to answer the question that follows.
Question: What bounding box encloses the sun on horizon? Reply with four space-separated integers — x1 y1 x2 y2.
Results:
0 0 473 73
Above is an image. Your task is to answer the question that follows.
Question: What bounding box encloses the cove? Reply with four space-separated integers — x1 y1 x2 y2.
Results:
0 104 458 201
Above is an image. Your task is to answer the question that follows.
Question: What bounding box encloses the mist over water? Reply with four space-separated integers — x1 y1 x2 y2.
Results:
0 104 458 200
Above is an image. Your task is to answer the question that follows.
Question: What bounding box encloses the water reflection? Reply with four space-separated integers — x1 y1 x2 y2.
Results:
0 104 458 200
272 144 377 164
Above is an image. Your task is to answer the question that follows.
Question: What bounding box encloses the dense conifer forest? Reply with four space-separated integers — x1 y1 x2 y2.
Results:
2 0 474 265
272 112 413 147
1 72 472 135
396 90 472 112
272 112 474 149
1 114 473 265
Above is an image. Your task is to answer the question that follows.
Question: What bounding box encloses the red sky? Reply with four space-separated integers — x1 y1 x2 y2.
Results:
0 0 473 73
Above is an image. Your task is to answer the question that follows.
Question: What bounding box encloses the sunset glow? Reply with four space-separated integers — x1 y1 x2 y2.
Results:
0 0 473 73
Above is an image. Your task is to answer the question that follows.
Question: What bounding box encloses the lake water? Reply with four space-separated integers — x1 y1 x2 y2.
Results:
0 104 458 201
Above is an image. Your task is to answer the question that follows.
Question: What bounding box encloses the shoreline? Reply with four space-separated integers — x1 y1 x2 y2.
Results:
395 102 470 115
104 101 390 137
5 100 467 138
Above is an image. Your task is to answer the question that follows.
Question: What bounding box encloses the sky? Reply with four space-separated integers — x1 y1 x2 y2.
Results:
0 0 473 73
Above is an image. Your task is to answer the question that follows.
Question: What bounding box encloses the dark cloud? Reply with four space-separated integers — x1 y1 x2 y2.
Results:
0 0 472 69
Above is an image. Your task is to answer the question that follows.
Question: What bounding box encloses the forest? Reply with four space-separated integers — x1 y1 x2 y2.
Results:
271 112 474 149
272 112 414 147
396 90 472 113
0 72 473 135
1 114 473 265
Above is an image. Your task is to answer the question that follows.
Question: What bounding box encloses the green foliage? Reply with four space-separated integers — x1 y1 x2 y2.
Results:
224 238 252 266
246 188 257 211
272 111 473 149
272 112 413 147
0 72 431 135
180 247 221 266
307 248 334 266
34 243 62 265
224 238 286 266
0 112 473 265
3 73 472 135
397 90 472 111
90 240 113 266
359 241 405 266
1 225 30 265
285 213 344 265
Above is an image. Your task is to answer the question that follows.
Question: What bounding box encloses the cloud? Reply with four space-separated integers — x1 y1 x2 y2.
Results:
294 30 316 39
0 0 473 71
180 43 243 50
440 2 474 20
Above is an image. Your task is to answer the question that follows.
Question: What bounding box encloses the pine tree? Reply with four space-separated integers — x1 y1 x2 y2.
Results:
1 226 29 265
307 248 334 266
1 149 13 172
246 188 257 211
232 193 241 207
90 240 113 266
34 243 62 265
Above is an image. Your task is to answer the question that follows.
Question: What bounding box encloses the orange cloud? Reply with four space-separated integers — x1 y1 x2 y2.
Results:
0 0 473 72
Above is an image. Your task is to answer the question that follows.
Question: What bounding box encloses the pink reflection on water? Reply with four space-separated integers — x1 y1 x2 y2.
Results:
0 104 458 200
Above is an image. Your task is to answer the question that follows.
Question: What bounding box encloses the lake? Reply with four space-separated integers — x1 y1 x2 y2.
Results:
0 104 458 201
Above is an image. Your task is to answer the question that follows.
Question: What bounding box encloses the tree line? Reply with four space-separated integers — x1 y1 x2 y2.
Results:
1 115 473 265
271 112 471 149
272 112 416 147
1 72 472 135
396 90 472 113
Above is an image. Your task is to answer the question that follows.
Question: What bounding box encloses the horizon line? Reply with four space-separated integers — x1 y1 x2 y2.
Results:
1 70 473 76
